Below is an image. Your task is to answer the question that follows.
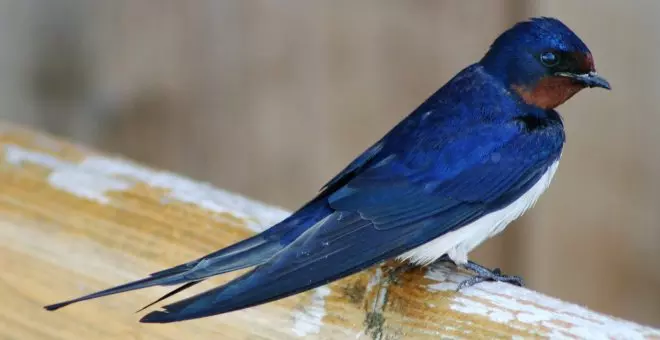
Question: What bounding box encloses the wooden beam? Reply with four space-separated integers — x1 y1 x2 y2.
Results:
1 123 658 339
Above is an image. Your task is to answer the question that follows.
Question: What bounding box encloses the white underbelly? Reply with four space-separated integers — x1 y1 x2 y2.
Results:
397 160 560 266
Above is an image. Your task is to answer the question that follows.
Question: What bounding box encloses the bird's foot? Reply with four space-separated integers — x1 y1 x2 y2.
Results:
456 260 524 291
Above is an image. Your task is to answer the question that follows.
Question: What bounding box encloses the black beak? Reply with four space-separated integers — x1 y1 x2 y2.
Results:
555 71 611 90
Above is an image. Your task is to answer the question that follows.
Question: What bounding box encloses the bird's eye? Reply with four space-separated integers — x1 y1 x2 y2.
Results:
540 51 560 67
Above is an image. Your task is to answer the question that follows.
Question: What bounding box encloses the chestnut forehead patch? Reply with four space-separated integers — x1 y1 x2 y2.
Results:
574 52 595 73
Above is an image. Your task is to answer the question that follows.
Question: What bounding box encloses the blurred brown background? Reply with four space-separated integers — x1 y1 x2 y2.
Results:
2 0 659 327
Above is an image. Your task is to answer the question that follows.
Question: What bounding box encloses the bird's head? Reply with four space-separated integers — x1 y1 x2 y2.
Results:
480 17 610 110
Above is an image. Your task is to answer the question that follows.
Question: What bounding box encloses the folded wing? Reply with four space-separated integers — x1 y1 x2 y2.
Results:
141 122 562 323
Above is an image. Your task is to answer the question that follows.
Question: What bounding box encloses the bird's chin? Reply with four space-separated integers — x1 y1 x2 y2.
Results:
513 77 584 110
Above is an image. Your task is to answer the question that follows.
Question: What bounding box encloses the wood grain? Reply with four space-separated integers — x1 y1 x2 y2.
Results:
0 123 658 339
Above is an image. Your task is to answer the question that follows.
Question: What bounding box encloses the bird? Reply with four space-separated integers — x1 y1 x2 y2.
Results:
44 17 610 323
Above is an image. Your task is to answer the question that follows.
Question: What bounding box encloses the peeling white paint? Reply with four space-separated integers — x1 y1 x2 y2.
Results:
426 264 660 339
4 145 132 204
3 144 290 231
367 268 390 315
48 169 132 204
372 281 389 312
487 310 515 323
365 267 383 293
291 286 332 337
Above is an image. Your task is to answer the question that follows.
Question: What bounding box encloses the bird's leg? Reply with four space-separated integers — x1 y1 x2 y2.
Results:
430 255 523 290
456 260 524 291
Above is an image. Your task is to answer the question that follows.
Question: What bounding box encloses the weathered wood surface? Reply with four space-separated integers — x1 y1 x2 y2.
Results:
1 124 659 340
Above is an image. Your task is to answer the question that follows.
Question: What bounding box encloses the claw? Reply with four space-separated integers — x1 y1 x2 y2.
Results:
455 260 524 291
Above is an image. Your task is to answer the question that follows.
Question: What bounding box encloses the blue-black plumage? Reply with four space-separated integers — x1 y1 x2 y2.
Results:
45 17 609 323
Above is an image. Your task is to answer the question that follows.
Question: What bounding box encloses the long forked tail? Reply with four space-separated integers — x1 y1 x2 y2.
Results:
44 197 332 312
44 235 282 311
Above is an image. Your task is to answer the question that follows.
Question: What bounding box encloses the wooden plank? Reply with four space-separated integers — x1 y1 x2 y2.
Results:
1 123 658 339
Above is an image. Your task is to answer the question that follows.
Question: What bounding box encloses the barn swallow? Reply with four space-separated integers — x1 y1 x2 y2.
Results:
45 17 610 323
